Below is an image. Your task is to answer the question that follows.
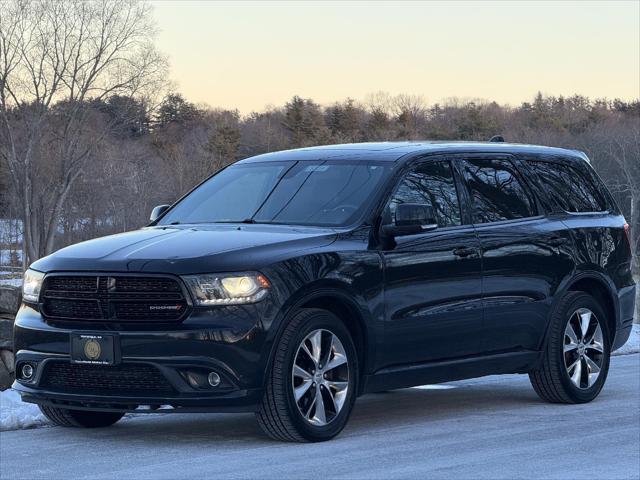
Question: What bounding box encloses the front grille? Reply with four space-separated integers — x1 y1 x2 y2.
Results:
41 274 189 322
45 299 102 319
41 361 175 395
47 276 97 291
113 277 181 293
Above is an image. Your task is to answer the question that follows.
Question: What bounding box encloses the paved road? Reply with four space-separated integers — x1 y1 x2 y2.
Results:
1 354 639 480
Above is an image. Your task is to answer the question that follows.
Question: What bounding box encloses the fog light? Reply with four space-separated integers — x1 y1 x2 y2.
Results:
208 372 221 387
21 363 34 380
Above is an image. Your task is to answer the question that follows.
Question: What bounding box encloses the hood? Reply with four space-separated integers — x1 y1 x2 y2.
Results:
31 224 338 274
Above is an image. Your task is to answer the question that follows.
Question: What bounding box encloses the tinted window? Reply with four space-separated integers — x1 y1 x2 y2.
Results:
387 161 461 228
527 161 606 213
159 161 391 227
461 159 536 223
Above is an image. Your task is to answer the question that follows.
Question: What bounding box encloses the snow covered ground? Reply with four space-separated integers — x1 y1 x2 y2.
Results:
0 277 22 287
0 389 47 432
0 268 22 288
612 322 640 356
1 324 637 433
1 354 638 480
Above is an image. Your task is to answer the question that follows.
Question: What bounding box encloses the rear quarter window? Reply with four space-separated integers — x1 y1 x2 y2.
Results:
527 160 607 213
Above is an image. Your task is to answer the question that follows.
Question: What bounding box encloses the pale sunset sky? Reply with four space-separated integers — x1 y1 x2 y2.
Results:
151 1 640 113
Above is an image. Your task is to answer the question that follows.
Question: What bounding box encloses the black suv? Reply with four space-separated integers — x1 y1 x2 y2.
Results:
14 142 636 442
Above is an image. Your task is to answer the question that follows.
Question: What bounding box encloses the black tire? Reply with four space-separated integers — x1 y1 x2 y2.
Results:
256 308 358 442
39 405 124 428
529 291 611 404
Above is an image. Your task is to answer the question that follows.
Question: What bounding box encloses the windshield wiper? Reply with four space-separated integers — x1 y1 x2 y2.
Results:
211 219 270 224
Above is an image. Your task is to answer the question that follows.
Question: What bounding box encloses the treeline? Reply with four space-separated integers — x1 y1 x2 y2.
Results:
1 1 638 273
1 91 639 271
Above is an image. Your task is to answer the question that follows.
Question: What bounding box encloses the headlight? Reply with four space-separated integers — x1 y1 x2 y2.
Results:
182 272 270 306
22 269 45 303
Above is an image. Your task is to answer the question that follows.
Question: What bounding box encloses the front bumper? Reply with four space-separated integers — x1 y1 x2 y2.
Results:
13 304 272 413
14 382 263 413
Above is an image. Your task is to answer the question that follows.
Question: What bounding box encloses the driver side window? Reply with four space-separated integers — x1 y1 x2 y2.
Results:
387 161 461 228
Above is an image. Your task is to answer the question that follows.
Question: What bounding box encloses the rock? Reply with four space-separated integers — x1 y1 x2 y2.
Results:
0 360 12 391
0 289 19 390
0 286 21 315
0 315 14 349
1 349 15 374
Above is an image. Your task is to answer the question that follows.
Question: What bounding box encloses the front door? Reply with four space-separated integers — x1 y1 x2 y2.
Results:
380 159 484 367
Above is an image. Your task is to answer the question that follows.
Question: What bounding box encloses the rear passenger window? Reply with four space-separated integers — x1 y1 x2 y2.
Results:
527 161 606 213
461 159 536 223
388 161 461 228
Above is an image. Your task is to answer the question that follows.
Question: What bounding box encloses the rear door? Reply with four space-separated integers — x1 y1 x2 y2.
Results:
458 155 574 354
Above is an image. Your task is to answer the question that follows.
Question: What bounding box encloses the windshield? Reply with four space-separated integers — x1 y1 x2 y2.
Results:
158 160 391 227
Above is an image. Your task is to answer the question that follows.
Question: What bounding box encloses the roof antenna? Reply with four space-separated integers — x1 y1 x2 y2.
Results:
489 135 505 143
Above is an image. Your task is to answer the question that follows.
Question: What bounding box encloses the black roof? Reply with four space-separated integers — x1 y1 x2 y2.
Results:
238 141 589 165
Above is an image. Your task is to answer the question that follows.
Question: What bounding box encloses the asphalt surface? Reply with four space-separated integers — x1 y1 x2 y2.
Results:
1 354 639 480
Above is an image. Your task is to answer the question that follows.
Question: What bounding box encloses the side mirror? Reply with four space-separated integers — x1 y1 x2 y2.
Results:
150 204 170 222
383 203 438 237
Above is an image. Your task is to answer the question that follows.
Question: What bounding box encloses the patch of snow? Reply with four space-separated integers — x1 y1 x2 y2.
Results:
0 389 48 431
613 323 640 356
0 277 22 287
0 266 21 288
413 384 457 390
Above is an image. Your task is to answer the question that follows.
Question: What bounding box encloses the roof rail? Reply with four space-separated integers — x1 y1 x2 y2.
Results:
489 135 505 143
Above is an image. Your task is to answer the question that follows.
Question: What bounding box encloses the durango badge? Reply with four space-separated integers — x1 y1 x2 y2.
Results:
149 304 183 311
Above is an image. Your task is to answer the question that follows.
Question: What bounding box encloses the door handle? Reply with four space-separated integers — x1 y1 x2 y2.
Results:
453 246 476 258
548 236 567 247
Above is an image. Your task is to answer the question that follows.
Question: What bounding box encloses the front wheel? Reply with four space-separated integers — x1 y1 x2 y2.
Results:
529 291 611 403
39 405 124 428
256 308 358 442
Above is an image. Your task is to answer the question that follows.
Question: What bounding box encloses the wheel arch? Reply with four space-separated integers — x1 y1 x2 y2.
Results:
544 271 619 350
262 280 376 396
565 275 617 340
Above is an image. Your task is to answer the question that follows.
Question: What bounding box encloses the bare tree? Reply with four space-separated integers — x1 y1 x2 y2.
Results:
0 0 167 265
392 94 427 139
587 117 640 271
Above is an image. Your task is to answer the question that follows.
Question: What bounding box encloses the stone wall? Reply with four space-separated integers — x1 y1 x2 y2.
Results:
0 286 20 390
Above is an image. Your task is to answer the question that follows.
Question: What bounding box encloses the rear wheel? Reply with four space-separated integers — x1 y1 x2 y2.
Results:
39 405 124 428
256 308 358 442
529 291 610 403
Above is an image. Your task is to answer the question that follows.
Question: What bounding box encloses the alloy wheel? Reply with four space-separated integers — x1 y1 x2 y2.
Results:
563 308 605 389
291 329 350 426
